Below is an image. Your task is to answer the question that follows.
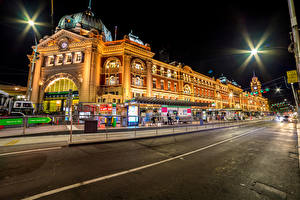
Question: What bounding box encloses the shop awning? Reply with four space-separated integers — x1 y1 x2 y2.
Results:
129 97 210 107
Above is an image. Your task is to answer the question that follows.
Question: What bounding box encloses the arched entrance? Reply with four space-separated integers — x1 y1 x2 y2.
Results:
43 78 79 113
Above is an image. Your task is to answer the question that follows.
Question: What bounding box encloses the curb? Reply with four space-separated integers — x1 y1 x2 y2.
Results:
68 121 265 147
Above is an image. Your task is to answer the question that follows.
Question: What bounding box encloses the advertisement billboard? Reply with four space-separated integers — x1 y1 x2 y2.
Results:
127 105 139 126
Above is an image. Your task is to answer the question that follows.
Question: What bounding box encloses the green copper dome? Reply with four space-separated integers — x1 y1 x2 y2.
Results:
57 10 112 41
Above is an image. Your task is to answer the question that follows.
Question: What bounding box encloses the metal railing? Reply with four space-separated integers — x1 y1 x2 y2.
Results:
0 114 271 145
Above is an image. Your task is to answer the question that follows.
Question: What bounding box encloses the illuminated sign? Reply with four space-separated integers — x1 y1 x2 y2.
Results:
128 105 138 116
287 70 298 84
100 104 112 111
127 105 139 126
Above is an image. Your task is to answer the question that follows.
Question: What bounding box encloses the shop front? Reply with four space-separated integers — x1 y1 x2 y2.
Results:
77 103 125 127
128 97 209 126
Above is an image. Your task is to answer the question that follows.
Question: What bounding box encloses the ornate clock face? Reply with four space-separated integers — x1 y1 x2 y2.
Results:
253 86 257 90
61 42 68 49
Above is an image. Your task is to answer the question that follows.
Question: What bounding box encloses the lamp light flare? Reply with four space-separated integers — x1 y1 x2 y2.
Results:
276 88 281 93
251 49 258 55
28 20 35 26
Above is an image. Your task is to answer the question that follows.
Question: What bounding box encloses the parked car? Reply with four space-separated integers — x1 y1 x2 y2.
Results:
282 116 289 122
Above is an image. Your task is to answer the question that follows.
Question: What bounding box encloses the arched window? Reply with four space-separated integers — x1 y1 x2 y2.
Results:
105 59 120 71
183 84 191 95
45 78 78 92
131 59 145 74
104 58 121 85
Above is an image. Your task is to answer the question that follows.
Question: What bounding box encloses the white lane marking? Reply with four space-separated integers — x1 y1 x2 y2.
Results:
66 125 79 130
22 127 264 200
0 146 62 157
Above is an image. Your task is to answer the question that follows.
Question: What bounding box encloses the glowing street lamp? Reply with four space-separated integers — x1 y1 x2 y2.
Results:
26 18 38 102
28 20 35 26
250 48 258 56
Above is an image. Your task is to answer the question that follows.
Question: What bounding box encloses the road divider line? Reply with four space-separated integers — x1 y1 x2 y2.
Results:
0 146 62 157
22 127 264 200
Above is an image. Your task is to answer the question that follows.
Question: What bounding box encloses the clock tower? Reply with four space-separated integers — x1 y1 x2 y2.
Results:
250 72 262 96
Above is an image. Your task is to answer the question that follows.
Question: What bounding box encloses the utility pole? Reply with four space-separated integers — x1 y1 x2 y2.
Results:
287 0 300 118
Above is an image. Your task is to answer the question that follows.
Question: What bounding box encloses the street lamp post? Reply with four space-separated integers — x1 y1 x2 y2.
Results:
287 0 300 119
288 0 300 82
26 21 38 102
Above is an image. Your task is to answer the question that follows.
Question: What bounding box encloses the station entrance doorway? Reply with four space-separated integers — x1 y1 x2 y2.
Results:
43 78 79 113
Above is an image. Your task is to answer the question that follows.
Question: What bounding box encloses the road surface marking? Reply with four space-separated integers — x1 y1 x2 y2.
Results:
0 146 62 157
66 125 79 130
4 139 20 146
22 127 264 200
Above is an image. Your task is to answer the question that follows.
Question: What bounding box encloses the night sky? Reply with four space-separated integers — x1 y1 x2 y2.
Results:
0 0 299 103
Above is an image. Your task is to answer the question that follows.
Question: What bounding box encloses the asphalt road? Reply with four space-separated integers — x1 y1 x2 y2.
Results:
0 121 299 200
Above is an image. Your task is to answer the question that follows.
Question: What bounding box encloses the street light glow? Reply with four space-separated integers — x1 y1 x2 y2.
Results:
276 88 281 93
251 49 258 55
28 20 35 26
9 2 48 41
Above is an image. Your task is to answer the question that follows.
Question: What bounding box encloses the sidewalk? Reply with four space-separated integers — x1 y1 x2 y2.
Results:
0 120 265 154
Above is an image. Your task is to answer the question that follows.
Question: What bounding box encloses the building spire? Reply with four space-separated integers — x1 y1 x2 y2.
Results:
88 0 92 10
253 70 256 77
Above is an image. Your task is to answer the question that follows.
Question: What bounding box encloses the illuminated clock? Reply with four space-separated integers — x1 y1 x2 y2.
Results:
253 86 257 90
61 42 68 49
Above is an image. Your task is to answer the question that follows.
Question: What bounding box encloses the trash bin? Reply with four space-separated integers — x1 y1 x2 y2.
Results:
84 119 98 133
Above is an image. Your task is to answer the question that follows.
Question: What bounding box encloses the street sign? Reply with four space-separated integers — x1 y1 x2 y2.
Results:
28 117 51 124
287 70 298 83
0 118 23 126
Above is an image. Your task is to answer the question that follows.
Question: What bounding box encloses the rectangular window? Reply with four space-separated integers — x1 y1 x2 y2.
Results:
168 81 171 90
160 67 164 76
48 56 54 66
174 83 177 92
65 53 72 64
56 55 63 65
160 80 164 90
75 52 82 63
153 79 156 88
